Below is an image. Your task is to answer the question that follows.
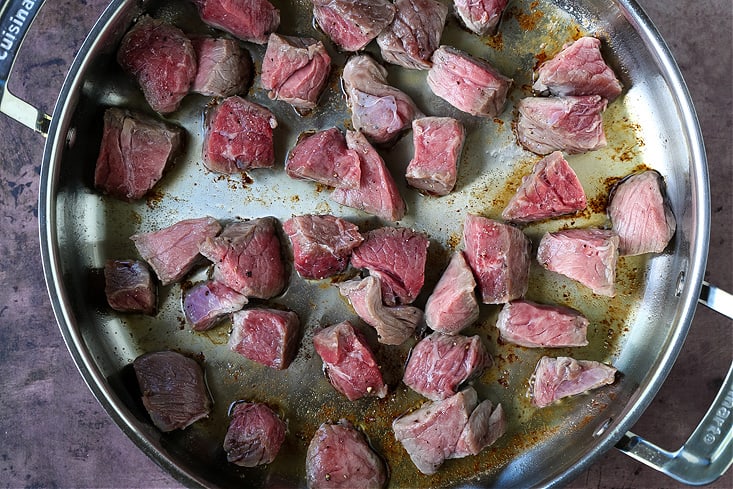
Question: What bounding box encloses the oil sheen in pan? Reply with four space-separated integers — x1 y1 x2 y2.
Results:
72 0 652 486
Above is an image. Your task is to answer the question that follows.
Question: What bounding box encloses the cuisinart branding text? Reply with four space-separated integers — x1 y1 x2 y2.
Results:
0 0 37 61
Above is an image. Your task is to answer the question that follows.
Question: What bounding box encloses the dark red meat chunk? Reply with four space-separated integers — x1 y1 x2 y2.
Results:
453 0 508 36
191 0 280 44
406 116 465 196
183 280 247 331
496 299 589 348
532 356 617 407
104 259 157 315
190 37 252 97
424 251 479 334
229 308 300 370
285 128 361 189
312 0 395 52
223 401 286 467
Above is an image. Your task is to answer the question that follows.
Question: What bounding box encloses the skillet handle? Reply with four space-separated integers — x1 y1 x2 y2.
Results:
615 282 733 485
0 0 51 136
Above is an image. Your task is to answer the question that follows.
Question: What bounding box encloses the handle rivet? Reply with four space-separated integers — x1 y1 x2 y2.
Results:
593 417 612 438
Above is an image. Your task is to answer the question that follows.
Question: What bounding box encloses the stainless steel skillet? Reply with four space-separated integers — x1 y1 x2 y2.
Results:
1 0 731 486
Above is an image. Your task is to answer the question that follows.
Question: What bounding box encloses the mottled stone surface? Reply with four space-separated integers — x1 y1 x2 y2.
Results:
0 0 730 488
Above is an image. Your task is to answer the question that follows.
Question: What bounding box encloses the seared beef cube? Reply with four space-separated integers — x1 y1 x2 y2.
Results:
427 45 513 118
532 356 617 407
104 259 157 315
406 116 465 196
403 332 491 400
330 131 406 221
191 0 279 44
283 214 364 280
534 36 623 102
452 399 506 458
306 419 387 489
199 217 286 299
261 34 332 112
224 401 286 467
376 0 448 70
183 280 247 331
131 216 222 286
229 308 300 370
133 351 211 432
516 95 608 155
285 128 361 189
502 151 587 223
203 96 277 174
351 226 429 306
338 276 422 346
190 37 252 97
312 0 395 52
117 16 196 114
94 108 184 201
496 300 589 348
608 170 676 256
462 214 531 304
342 55 423 145
537 228 619 297
424 252 479 334
313 321 387 401
453 0 508 36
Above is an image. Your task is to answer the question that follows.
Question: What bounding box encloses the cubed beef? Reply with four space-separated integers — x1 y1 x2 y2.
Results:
608 170 676 256
190 37 252 97
376 0 448 70
330 131 406 221
183 280 247 331
202 96 277 174
312 0 395 52
191 0 279 44
350 226 429 306
131 216 222 286
516 95 608 155
306 419 387 489
462 214 531 304
132 351 211 432
261 34 332 112
452 399 506 458
229 308 300 370
496 299 589 348
534 36 623 102
502 151 587 223
536 228 619 297
313 321 387 401
283 214 364 280
199 217 286 299
453 0 508 36
424 252 479 334
94 108 185 201
285 128 361 189
338 276 422 346
104 259 157 315
403 332 490 400
117 16 196 114
427 45 513 117
406 117 465 196
224 401 286 467
532 356 617 408
342 55 423 145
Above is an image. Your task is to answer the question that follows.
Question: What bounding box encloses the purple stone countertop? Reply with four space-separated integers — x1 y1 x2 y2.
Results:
0 0 730 487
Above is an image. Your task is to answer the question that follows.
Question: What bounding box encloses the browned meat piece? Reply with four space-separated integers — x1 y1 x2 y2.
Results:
104 259 156 315
190 37 252 97
229 308 301 369
516 95 608 155
496 300 589 348
202 96 277 174
453 0 508 36
130 216 222 286
94 108 184 201
376 0 448 70
452 399 506 458
424 252 479 334
427 45 513 117
117 16 196 113
534 36 623 102
223 401 286 466
191 0 280 44
608 170 676 256
306 419 387 489
285 128 361 189
536 228 619 297
406 117 465 196
132 351 211 432
261 34 332 112
313 321 388 401
462 214 531 304
182 280 247 331
532 356 617 407
312 0 395 52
